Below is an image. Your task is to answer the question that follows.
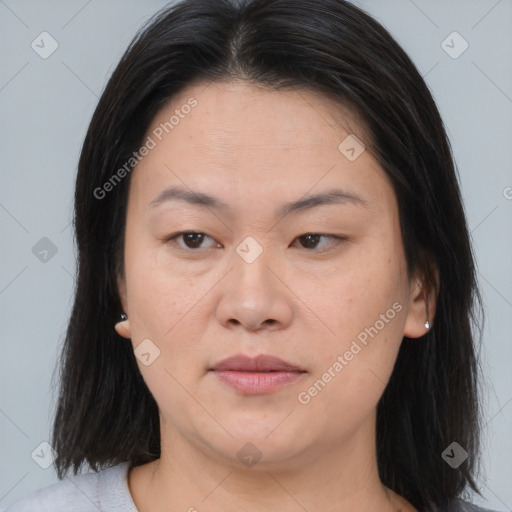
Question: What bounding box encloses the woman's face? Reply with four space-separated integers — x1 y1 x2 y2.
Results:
116 80 429 468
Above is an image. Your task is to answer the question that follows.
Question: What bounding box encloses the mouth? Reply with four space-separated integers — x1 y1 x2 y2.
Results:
209 354 306 395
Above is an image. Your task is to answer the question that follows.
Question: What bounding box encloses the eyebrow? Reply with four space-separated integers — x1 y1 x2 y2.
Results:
149 185 368 217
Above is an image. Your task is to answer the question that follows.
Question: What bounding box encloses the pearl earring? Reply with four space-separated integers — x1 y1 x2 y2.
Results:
425 320 430 330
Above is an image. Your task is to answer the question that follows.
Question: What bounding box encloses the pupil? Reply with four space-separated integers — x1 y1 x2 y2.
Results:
301 234 320 248
185 233 203 248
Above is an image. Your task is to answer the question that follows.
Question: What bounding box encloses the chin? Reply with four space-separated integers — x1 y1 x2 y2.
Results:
212 436 309 471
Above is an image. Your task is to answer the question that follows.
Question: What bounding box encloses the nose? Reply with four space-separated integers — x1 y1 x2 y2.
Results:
215 247 294 333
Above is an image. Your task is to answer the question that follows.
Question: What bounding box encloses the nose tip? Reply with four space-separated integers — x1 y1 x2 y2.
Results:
215 253 294 333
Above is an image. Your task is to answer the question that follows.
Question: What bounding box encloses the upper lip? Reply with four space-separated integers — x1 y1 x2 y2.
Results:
210 354 305 372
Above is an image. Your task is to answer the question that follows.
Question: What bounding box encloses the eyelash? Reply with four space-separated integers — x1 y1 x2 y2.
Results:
164 231 346 253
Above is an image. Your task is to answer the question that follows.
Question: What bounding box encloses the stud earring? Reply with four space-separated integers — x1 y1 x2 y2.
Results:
425 296 431 331
120 312 128 322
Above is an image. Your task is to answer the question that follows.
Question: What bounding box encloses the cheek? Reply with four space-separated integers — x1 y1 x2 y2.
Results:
297 317 405 441
124 246 212 401
124 234 211 337
294 239 407 413
304 242 406 345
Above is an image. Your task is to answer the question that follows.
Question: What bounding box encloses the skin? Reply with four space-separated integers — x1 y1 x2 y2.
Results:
115 80 436 512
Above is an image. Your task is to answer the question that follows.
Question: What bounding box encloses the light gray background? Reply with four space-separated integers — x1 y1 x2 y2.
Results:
0 0 511 510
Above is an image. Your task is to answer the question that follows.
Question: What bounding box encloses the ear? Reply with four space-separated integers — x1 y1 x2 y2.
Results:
403 267 439 338
117 272 127 312
115 272 131 340
115 318 131 339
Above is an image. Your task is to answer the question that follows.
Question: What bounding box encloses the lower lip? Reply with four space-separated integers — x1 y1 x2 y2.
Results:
212 370 305 395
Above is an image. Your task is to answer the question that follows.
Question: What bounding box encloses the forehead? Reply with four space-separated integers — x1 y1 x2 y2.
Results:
150 79 368 152
128 80 392 216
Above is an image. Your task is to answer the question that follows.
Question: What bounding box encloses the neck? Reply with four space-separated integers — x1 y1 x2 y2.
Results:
128 412 415 512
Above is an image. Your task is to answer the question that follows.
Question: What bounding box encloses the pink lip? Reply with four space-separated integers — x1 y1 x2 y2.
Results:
209 354 306 395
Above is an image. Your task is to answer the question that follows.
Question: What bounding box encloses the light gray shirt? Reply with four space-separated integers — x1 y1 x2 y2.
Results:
4 461 501 512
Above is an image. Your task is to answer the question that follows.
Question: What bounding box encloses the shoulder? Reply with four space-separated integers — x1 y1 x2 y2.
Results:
5 462 136 512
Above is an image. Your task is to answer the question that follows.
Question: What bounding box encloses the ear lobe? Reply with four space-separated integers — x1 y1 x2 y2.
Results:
115 318 131 339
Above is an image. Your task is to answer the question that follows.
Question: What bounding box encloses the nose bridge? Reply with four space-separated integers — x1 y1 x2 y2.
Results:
215 236 293 331
232 236 276 306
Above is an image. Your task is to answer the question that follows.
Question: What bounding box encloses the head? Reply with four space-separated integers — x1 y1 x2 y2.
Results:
51 1 483 510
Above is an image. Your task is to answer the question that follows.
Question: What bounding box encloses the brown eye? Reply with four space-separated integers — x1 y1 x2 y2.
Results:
181 232 206 249
293 234 345 251
167 232 219 250
298 234 322 249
